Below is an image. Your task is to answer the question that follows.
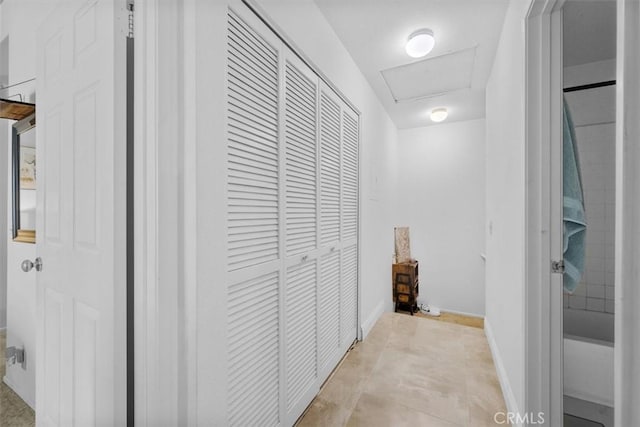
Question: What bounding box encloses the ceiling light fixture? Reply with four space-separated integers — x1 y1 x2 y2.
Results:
430 107 448 122
405 29 435 58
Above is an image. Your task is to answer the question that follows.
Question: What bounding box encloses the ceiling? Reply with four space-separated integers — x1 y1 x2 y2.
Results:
314 0 509 129
563 0 616 67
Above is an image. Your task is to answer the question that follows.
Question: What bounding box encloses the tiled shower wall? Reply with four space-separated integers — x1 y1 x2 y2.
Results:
563 121 615 314
563 60 616 315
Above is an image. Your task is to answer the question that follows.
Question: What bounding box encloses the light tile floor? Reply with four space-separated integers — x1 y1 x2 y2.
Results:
0 314 506 427
297 312 508 427
0 331 35 427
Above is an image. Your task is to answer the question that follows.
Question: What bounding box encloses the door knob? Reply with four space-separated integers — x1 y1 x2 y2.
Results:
21 257 42 272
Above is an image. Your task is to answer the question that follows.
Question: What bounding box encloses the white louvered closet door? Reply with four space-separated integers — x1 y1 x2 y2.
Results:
317 82 345 381
317 82 360 377
226 8 282 427
282 51 321 424
340 107 360 346
224 5 359 426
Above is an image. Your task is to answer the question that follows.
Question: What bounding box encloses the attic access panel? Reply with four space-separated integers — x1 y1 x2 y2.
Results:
0 98 36 121
381 47 476 103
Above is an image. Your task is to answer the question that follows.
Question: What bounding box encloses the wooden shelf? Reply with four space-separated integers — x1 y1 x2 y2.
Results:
392 261 419 315
0 98 35 121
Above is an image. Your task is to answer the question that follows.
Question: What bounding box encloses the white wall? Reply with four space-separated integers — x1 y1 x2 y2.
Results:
396 119 485 316
484 0 531 416
253 0 399 332
1 0 56 408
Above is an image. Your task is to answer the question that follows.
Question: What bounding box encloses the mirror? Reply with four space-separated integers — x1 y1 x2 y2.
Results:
12 113 36 243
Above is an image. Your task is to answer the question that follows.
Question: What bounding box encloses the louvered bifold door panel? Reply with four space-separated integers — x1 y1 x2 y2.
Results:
319 87 342 246
318 250 341 375
227 272 280 426
341 108 359 242
284 59 317 257
285 261 318 418
341 244 358 347
226 9 282 427
227 10 280 272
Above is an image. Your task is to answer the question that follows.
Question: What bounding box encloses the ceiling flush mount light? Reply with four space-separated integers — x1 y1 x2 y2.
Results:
405 29 435 58
430 107 448 122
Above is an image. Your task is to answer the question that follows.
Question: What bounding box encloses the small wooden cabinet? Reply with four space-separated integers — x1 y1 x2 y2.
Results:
392 261 419 315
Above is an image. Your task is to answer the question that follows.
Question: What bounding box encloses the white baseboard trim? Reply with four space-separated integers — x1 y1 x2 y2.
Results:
360 300 384 339
3 374 35 410
484 318 521 426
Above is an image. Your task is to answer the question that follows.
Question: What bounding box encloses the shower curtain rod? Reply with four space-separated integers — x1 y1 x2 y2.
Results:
563 80 616 93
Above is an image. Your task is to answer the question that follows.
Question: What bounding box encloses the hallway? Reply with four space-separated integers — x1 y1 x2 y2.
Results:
298 312 507 426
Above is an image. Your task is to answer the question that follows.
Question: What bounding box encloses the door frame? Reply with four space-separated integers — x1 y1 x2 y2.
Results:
614 1 640 424
525 1 640 426
523 0 565 425
132 0 187 424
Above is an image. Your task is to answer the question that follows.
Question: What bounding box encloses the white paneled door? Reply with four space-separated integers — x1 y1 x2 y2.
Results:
35 1 126 426
225 6 359 426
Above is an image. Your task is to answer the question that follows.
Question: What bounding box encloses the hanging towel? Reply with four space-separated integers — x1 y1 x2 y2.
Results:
563 99 587 293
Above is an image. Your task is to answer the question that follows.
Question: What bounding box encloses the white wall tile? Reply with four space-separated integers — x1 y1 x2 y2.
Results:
605 257 615 273
586 297 605 312
589 269 605 285
569 295 587 310
605 300 615 314
573 283 587 296
587 284 605 298
605 271 615 286
605 286 615 300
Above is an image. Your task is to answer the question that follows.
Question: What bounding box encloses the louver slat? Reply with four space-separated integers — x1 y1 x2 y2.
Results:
286 262 317 411
227 272 280 427
341 244 358 346
285 62 317 257
318 250 341 370
342 111 358 240
320 92 341 245
227 11 280 272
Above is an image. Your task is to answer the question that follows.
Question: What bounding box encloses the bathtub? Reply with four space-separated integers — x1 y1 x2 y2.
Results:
563 308 614 407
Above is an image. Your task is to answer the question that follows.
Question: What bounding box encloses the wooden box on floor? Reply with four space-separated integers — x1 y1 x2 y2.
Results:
392 261 419 315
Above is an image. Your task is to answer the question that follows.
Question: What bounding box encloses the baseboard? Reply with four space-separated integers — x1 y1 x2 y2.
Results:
3 374 35 410
439 307 484 319
484 318 521 426
360 300 384 339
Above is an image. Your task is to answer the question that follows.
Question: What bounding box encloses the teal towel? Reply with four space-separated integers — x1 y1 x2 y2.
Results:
563 99 586 293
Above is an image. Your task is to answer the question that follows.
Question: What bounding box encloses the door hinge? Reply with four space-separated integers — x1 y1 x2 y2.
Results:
127 1 134 38
551 260 565 274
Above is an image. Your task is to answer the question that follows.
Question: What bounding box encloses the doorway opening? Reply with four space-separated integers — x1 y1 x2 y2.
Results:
0 32 38 423
561 1 616 425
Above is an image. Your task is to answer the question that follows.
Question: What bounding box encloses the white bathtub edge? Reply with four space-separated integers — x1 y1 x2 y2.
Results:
564 389 613 409
485 318 521 426
563 337 614 408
